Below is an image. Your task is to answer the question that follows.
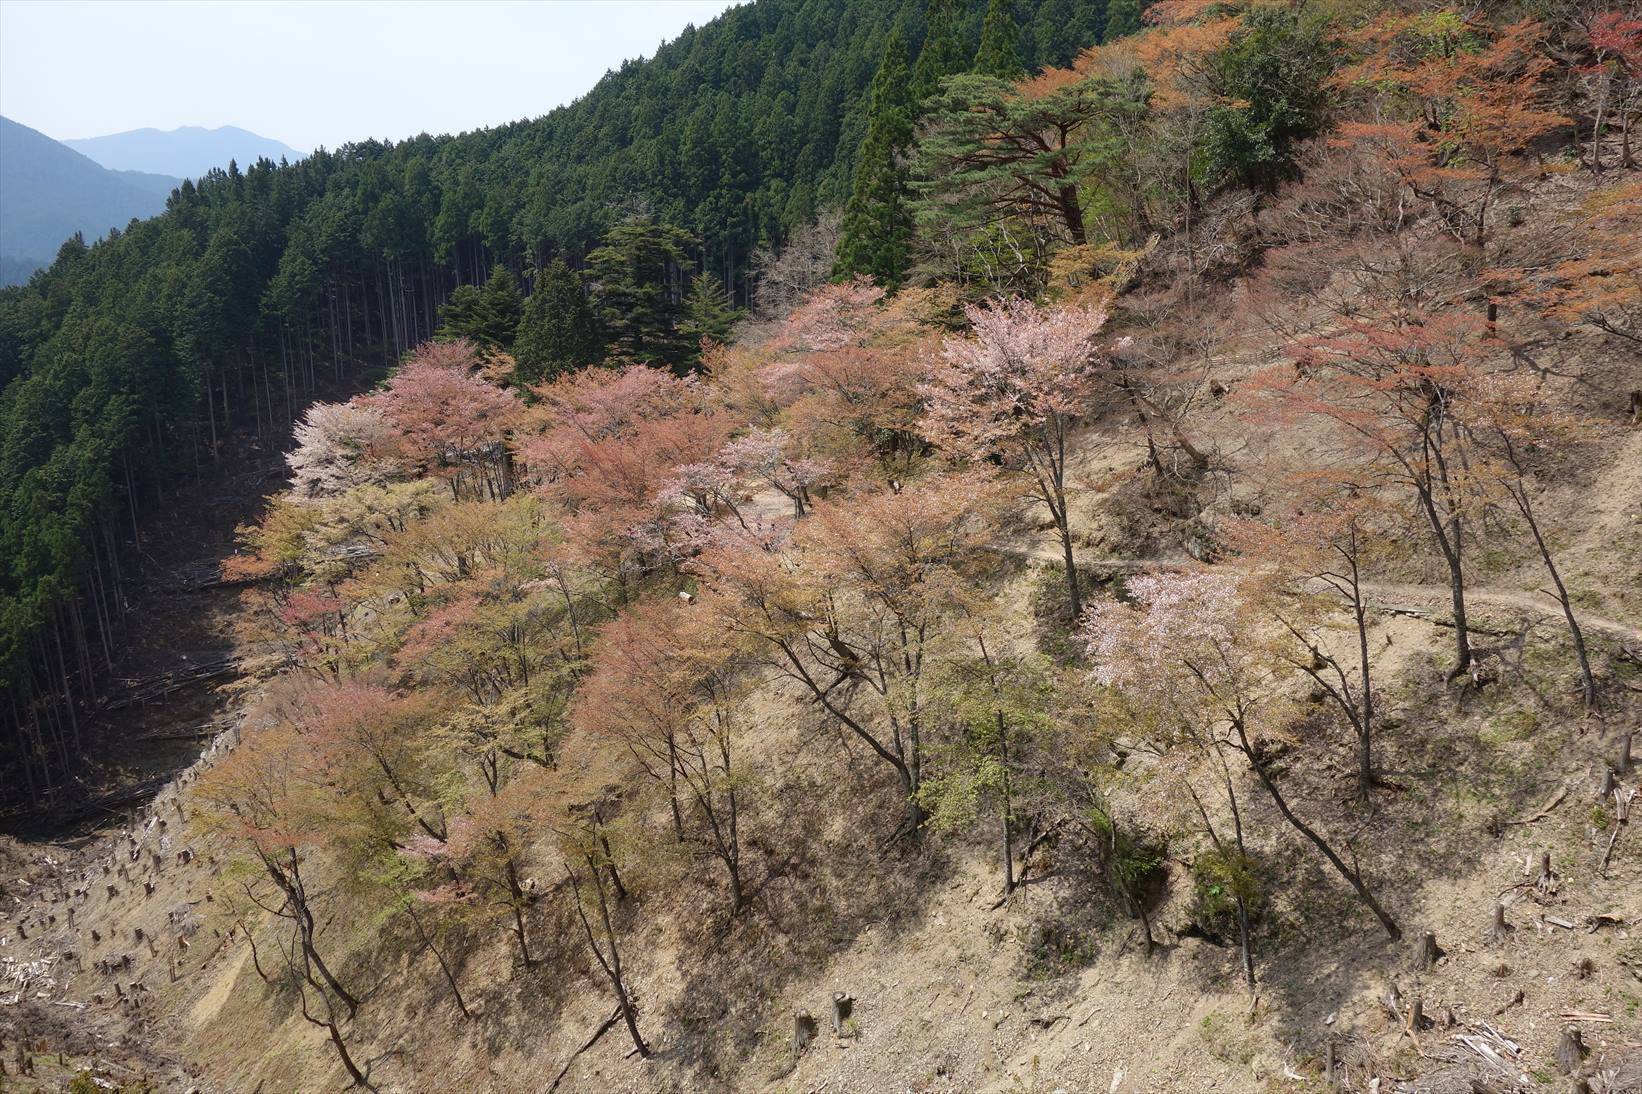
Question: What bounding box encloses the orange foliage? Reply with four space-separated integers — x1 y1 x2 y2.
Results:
1332 12 1564 248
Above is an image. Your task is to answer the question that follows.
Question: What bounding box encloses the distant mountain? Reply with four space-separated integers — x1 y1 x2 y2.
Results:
0 116 179 286
65 125 305 179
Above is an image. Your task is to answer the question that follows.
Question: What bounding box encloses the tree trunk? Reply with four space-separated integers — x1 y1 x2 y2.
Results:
1509 479 1596 709
1414 930 1442 971
792 1009 818 1057
1235 722 1401 940
569 857 648 1058
408 905 470 1019
830 992 853 1036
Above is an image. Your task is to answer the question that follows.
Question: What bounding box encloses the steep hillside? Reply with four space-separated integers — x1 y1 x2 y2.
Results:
64 125 305 179
0 0 1119 808
2 4 1641 1094
0 116 176 284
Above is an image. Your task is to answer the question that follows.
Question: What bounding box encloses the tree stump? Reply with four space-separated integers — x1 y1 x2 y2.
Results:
1414 931 1443 971
792 1010 817 1058
1381 981 1403 1020
830 991 854 1036
1486 902 1512 945
1538 850 1556 890
1601 768 1617 799
1619 731 1634 776
1555 1025 1587 1074
1324 1038 1336 1088
1406 995 1426 1032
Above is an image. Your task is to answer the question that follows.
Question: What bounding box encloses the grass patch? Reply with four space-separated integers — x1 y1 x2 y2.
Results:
1199 1010 1257 1066
1479 708 1539 747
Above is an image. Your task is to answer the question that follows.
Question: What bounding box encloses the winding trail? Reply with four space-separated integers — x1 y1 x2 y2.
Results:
993 542 1642 647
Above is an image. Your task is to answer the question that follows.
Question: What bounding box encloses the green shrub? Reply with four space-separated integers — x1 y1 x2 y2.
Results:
1191 845 1264 940
1202 9 1334 189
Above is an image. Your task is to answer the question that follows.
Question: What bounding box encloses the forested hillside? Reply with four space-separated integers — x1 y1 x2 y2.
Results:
2 2 1642 1092
0 0 1123 805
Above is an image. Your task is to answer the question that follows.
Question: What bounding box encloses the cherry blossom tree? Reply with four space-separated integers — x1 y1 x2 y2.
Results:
1245 305 1489 679
301 679 444 841
1228 482 1403 804
1333 14 1562 271
286 401 403 499
921 296 1111 617
781 345 926 485
365 340 522 501
1463 374 1600 708
766 277 886 353
195 707 370 1083
1081 570 1402 955
520 365 732 592
697 472 1001 836
576 597 751 910
721 427 831 518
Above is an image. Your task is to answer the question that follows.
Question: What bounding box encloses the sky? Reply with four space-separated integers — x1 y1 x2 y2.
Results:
0 0 741 151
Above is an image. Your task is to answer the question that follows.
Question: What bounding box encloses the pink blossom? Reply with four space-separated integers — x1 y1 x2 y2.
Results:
1078 570 1254 707
920 297 1110 462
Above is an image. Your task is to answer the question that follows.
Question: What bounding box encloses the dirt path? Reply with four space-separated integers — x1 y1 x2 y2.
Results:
994 540 1642 646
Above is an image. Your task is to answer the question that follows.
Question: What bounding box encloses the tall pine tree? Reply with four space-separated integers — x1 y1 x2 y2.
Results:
1103 0 1144 40
585 215 698 368
514 259 604 384
438 265 524 350
974 0 1024 79
834 31 917 291
912 0 972 104
681 272 743 358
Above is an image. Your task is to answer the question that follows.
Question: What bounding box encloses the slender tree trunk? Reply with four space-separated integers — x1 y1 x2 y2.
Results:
1509 480 1596 709
999 709 1016 894
1347 546 1376 803
407 906 470 1018
1233 720 1401 940
569 858 649 1058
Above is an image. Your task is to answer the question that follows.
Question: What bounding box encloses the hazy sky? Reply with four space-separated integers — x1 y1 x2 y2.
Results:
0 0 741 151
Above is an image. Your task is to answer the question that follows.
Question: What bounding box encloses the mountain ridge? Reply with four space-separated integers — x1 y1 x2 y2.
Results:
64 123 306 178
0 115 179 285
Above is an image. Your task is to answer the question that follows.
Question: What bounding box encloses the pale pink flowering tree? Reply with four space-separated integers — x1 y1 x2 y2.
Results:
286 401 403 499
922 297 1110 617
1080 570 1401 967
722 427 831 519
770 277 886 353
661 458 747 526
